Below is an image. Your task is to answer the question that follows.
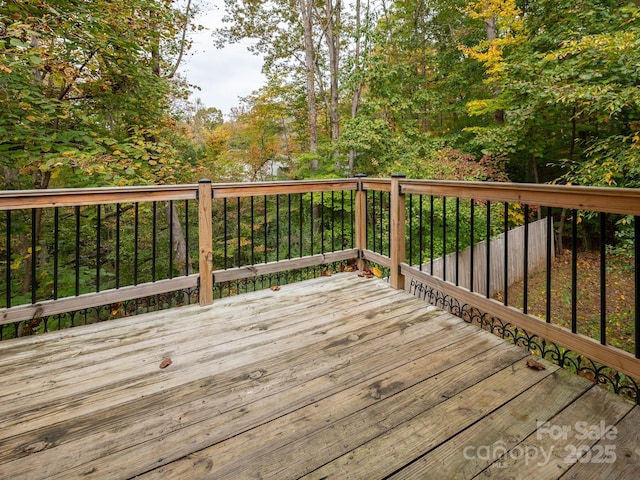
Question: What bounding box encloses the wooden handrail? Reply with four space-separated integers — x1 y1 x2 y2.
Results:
399 179 640 216
211 179 358 198
0 185 199 210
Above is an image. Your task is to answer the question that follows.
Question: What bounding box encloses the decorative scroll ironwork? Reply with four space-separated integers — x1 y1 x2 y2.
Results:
214 261 352 299
0 287 199 341
1 262 355 340
409 279 640 404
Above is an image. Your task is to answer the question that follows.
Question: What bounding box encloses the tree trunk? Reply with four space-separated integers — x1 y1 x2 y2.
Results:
324 0 341 143
348 0 364 177
300 0 318 167
164 202 192 275
485 17 504 124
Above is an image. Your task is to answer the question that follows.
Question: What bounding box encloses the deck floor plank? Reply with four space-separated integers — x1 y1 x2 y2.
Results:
0 273 637 480
0 276 403 434
0 277 385 393
138 333 519 479
388 368 593 479
1 307 460 477
561 406 640 480
473 386 633 479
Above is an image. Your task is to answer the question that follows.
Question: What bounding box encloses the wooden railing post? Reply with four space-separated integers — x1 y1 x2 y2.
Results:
390 174 406 290
198 179 214 306
354 174 367 272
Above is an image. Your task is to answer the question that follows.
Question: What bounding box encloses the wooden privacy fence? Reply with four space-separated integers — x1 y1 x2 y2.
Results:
420 218 553 297
1 177 640 392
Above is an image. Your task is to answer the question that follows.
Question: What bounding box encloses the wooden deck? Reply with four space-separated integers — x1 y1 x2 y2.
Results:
1 274 638 479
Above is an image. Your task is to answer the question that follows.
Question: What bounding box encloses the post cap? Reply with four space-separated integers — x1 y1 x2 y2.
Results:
198 178 212 184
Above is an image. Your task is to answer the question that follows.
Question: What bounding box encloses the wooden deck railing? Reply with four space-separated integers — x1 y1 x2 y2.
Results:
359 178 640 387
1 177 639 398
0 179 360 337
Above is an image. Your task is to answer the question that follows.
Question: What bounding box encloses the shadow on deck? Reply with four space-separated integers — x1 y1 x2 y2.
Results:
1 274 638 479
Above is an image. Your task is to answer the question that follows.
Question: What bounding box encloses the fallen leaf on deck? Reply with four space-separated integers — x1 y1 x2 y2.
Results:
159 357 172 369
578 369 597 384
526 359 545 371
321 269 332 277
270 285 281 291
371 267 382 278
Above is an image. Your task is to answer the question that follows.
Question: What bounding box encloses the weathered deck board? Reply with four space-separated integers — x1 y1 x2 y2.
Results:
0 273 637 480
388 368 591 479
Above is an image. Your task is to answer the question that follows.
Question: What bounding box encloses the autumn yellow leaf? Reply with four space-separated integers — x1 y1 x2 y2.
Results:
371 267 383 278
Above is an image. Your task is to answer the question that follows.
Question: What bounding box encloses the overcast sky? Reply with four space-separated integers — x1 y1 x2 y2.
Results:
179 2 266 117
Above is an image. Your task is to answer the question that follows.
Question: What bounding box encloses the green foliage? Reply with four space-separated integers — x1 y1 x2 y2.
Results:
0 0 195 189
462 0 640 185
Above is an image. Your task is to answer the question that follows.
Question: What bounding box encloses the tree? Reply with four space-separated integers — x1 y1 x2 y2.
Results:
0 0 200 298
0 0 196 189
461 0 640 185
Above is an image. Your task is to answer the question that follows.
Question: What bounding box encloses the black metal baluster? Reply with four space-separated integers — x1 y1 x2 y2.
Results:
115 205 120 288
264 195 268 264
350 190 354 248
74 206 81 294
419 195 424 271
5 210 10 308
372 190 376 253
408 194 413 266
251 196 255 265
523 204 529 314
340 190 345 249
546 208 552 322
152 202 157 282
331 191 335 252
223 198 228 270
430 196 434 276
185 200 190 277
31 209 37 304
299 193 303 258
379 191 384 255
600 212 606 345
634 216 639 358
387 192 391 258
54 207 59 299
486 200 491 298
263 195 269 263
455 198 460 286
321 191 325 254
310 192 314 256
470 199 475 292
237 198 241 267
571 210 578 333
442 197 447 281
288 194 292 259
134 203 139 285
169 200 174 279
365 190 369 251
96 205 101 292
503 202 508 305
276 195 280 262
